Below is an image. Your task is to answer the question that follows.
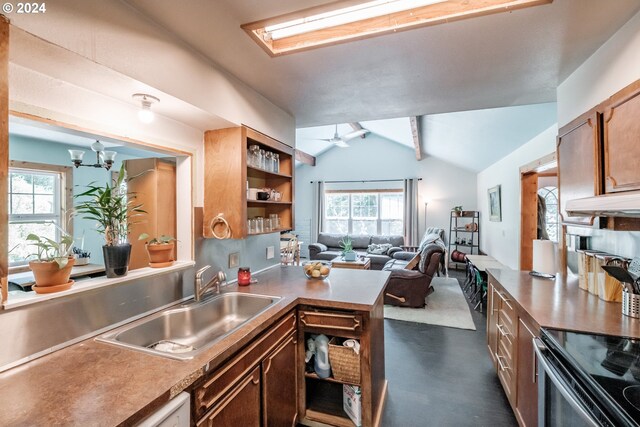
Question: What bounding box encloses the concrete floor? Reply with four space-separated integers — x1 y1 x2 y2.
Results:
380 270 517 426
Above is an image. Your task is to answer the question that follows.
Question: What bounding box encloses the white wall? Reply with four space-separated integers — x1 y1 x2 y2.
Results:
295 135 478 252
557 10 640 126
476 124 557 269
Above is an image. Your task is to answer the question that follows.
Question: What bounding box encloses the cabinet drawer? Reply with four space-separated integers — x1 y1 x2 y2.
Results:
194 311 296 419
298 309 362 335
498 308 515 338
496 344 515 402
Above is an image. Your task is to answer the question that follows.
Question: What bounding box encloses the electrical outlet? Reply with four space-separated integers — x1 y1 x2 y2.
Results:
266 246 275 260
229 252 240 268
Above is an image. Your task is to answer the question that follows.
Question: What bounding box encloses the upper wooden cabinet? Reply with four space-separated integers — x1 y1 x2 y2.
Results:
602 81 640 194
203 126 294 239
557 111 601 226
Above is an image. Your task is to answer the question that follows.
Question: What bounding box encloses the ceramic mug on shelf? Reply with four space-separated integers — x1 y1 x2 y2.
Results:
248 188 259 200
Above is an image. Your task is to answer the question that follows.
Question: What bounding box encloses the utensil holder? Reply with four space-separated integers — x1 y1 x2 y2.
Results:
622 289 640 319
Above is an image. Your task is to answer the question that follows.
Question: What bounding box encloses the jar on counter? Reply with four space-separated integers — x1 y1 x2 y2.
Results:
238 267 251 286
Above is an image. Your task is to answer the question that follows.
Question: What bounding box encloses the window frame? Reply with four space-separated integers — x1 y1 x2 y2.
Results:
323 189 404 235
8 161 73 272
538 185 559 243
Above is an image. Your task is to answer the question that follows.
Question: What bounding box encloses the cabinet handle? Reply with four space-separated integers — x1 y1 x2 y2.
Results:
496 354 510 371
496 323 511 338
497 291 513 310
299 312 361 331
533 339 538 384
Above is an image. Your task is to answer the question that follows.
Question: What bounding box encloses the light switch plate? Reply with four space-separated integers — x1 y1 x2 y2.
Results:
266 246 275 260
229 252 240 268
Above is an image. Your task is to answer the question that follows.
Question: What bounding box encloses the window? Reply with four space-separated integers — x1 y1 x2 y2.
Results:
324 190 404 235
8 163 70 267
538 186 559 243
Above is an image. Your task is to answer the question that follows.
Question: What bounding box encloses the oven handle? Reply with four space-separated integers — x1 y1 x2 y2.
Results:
533 338 599 427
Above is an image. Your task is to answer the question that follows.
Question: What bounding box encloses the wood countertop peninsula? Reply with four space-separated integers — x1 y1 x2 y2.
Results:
0 266 390 427
487 268 640 339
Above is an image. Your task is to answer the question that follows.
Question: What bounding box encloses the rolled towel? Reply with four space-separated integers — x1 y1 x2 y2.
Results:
343 339 360 355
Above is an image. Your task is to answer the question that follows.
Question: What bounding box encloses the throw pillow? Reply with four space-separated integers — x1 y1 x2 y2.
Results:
367 243 393 255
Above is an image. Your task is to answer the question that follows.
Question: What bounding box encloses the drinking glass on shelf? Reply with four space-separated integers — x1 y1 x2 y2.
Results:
274 154 280 173
248 145 260 168
265 152 274 172
259 149 266 170
265 218 272 232
269 214 279 230
256 217 264 233
248 219 256 234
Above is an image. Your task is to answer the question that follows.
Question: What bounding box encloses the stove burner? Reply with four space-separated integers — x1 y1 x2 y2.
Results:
623 386 640 412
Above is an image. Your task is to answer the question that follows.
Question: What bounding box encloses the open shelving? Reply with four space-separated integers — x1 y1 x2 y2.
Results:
449 210 480 270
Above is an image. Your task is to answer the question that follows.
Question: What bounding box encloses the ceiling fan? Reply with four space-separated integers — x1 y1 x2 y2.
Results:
315 124 369 148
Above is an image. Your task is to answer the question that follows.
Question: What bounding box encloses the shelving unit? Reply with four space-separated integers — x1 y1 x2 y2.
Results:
449 210 480 270
203 126 294 239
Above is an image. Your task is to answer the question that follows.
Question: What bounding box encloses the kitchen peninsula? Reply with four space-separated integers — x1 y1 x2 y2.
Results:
0 266 389 427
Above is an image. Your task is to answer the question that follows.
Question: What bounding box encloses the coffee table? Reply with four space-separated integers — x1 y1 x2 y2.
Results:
330 255 371 270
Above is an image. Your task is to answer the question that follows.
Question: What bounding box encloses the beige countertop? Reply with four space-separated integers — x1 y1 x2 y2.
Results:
0 266 390 426
487 268 640 339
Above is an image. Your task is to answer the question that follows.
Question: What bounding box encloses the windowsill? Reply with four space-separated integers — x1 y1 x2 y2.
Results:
3 260 196 311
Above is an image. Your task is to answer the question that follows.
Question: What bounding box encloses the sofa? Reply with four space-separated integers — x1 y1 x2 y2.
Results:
308 233 404 270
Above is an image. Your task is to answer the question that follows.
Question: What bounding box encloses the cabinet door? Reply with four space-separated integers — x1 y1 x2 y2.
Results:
603 82 640 193
262 332 298 427
515 317 539 427
197 367 261 427
486 282 499 370
557 111 601 225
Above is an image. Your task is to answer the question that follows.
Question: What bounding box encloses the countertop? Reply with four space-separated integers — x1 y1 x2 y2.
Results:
0 266 390 427
487 268 640 339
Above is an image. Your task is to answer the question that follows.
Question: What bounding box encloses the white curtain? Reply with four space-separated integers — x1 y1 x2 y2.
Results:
403 178 419 246
311 181 325 243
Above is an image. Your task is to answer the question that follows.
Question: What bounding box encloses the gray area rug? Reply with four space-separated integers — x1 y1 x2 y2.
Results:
384 277 476 330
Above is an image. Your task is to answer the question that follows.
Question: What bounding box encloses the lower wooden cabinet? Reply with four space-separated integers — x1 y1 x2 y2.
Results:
193 311 297 426
487 278 540 427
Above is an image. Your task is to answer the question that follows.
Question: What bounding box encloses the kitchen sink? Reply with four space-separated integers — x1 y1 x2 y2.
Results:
97 292 281 360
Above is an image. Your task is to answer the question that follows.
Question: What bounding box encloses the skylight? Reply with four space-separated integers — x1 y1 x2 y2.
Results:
242 0 552 56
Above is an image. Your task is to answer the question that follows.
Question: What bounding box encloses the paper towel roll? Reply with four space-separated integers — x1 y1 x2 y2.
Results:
533 240 557 275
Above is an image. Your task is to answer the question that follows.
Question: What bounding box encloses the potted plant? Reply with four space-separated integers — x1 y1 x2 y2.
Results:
138 234 176 268
340 236 357 261
452 205 463 217
27 232 75 293
73 165 145 278
72 247 91 266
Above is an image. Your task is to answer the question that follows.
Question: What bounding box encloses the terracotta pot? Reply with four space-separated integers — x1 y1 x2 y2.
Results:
146 242 174 267
29 257 75 287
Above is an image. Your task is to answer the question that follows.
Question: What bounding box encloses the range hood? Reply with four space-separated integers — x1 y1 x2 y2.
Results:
566 192 640 217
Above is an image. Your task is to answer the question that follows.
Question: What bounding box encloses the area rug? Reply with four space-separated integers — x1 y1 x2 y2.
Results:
384 277 476 330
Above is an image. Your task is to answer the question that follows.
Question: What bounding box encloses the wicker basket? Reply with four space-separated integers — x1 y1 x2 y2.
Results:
328 337 360 384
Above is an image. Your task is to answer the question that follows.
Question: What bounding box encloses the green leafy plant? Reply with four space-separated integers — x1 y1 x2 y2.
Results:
452 205 463 212
26 232 74 269
73 164 146 246
72 247 91 258
138 233 177 245
339 236 354 254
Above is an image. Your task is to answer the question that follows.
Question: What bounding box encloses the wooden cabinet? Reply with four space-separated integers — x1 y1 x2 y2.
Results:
515 317 539 427
557 110 601 226
602 81 640 193
193 311 297 425
487 277 540 427
298 303 386 427
203 126 294 239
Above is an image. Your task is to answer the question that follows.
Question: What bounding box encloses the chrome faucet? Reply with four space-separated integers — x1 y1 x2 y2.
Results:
194 265 227 302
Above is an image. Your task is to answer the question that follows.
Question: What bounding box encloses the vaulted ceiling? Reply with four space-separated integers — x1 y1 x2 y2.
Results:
126 0 640 127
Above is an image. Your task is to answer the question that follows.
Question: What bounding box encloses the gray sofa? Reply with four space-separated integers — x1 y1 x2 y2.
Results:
308 233 404 270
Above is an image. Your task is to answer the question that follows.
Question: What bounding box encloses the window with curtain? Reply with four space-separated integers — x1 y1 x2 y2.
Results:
538 186 559 243
324 190 404 235
9 168 63 266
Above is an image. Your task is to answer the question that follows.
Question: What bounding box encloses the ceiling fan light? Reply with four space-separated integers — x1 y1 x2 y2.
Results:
138 107 155 124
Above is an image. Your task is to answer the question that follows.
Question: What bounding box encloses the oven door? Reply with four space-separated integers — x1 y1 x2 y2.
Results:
534 338 608 427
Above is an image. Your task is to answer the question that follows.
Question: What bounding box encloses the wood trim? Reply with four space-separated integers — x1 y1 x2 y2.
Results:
294 149 316 166
242 0 551 57
9 111 192 156
520 172 538 270
244 125 293 154
409 117 422 161
0 16 8 305
519 152 556 174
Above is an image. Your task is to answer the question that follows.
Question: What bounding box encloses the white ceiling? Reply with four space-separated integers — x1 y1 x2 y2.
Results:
296 102 557 171
125 0 640 127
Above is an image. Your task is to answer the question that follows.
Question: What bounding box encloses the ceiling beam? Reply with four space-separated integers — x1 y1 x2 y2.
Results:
409 117 422 161
348 122 367 138
295 149 316 166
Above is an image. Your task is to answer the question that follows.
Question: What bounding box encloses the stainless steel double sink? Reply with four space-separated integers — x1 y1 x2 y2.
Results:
97 292 281 360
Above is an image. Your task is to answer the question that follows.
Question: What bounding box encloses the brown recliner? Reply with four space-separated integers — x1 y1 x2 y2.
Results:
382 243 444 308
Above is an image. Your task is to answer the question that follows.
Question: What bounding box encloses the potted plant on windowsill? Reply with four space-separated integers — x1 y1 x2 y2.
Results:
138 234 176 268
27 232 75 293
340 236 357 261
72 247 91 266
73 165 145 278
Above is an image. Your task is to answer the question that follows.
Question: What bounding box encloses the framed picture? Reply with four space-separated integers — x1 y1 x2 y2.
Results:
488 185 502 222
